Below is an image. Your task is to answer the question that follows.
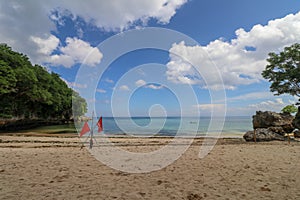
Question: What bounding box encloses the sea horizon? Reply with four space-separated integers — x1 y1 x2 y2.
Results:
80 116 253 138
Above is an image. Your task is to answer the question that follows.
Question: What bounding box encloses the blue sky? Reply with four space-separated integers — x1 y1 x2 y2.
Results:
1 0 299 117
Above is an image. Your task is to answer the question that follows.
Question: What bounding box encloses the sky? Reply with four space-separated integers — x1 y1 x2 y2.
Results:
0 0 300 117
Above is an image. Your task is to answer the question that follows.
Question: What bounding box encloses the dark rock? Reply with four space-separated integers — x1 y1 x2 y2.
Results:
268 126 285 136
293 129 300 138
292 107 300 129
243 128 285 142
253 111 294 133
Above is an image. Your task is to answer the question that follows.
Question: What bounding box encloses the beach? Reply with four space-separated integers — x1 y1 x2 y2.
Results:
0 134 300 200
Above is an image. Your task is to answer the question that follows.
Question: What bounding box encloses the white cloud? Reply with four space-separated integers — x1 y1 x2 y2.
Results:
53 0 187 31
146 84 164 90
194 104 225 110
0 1 56 64
96 89 106 93
226 98 291 116
62 79 87 91
49 54 74 68
51 37 103 67
166 57 200 85
31 35 60 55
135 79 147 87
0 0 187 66
248 98 286 112
135 79 164 90
167 12 300 90
30 36 103 67
119 85 130 91
226 92 275 102
105 78 114 84
193 104 226 116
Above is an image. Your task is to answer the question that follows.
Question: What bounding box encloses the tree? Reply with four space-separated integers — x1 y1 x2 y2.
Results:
0 44 87 121
262 43 300 99
281 104 298 114
262 43 300 129
72 91 88 120
0 60 17 95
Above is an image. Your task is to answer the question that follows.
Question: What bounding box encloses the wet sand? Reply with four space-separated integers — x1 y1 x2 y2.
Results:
0 134 299 199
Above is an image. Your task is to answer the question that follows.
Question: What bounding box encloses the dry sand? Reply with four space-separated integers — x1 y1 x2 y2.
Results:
0 134 299 200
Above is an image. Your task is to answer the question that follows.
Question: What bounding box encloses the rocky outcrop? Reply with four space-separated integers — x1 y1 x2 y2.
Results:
292 106 300 129
294 129 300 138
253 111 294 133
244 111 295 142
243 128 285 142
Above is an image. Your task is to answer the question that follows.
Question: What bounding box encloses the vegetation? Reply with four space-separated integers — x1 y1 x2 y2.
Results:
281 104 298 114
262 43 300 128
262 43 300 100
0 44 87 121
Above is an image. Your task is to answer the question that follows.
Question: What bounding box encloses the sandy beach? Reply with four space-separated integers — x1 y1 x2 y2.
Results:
0 134 299 200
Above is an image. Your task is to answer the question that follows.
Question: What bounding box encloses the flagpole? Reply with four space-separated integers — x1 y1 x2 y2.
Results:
90 111 94 149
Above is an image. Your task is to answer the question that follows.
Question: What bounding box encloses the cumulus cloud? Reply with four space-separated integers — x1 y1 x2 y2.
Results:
0 0 186 67
0 1 56 64
166 55 200 85
226 98 291 115
53 0 187 31
31 35 60 55
135 79 147 87
248 98 286 112
146 84 164 90
51 37 103 67
167 12 300 90
31 36 103 67
119 85 130 91
135 79 164 90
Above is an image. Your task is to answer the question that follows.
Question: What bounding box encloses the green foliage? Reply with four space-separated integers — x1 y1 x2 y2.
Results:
262 43 300 98
281 104 298 114
0 60 17 95
72 91 88 120
263 43 300 126
0 44 87 120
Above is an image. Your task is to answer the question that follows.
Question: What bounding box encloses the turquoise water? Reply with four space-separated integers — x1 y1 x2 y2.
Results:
79 116 252 138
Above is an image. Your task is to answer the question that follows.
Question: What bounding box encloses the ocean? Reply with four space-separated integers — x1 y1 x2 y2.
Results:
80 116 253 138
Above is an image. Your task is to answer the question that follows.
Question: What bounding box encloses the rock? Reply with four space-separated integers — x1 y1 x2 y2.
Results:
253 111 294 133
267 126 285 135
292 107 300 129
243 128 285 142
293 129 300 138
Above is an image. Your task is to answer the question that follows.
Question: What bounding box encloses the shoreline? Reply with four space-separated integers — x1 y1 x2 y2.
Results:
0 131 246 138
0 133 298 149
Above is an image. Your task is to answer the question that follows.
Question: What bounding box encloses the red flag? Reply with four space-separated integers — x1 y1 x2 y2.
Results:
97 116 103 132
80 122 90 137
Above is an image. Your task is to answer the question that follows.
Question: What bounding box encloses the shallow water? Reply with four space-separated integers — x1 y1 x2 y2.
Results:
75 116 252 137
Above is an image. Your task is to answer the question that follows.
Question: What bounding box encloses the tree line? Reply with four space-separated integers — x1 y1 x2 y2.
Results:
0 44 87 121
